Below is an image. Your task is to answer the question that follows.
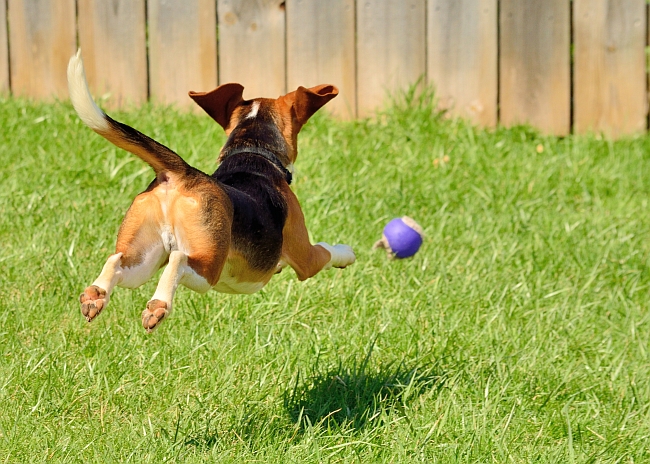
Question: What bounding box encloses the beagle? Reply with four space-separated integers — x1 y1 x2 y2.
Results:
68 51 356 332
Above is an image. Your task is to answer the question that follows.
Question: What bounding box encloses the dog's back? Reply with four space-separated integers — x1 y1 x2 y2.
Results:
216 155 287 273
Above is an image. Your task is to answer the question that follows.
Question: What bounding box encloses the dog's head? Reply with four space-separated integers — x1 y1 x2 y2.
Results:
189 84 338 165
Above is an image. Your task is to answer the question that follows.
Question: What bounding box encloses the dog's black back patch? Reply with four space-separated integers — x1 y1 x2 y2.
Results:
214 155 287 272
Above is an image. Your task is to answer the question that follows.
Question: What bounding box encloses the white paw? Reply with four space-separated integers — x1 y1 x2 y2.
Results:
317 242 356 269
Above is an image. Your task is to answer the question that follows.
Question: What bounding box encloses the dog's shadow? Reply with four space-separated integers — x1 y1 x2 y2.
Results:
284 344 442 431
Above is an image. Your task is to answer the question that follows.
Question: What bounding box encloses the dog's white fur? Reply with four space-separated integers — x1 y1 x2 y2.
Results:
316 243 356 270
67 50 108 132
246 101 260 119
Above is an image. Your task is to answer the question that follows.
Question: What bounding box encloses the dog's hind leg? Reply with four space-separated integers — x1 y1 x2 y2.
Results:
79 243 167 322
79 253 123 322
142 250 212 332
80 192 168 323
140 182 232 332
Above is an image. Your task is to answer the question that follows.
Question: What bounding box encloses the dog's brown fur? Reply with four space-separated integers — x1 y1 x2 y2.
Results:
68 51 355 332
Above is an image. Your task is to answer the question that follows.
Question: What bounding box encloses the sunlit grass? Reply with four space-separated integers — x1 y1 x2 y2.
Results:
0 91 649 462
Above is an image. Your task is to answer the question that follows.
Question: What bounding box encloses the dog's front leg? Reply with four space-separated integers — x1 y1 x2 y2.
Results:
314 242 357 269
280 186 356 280
282 237 355 281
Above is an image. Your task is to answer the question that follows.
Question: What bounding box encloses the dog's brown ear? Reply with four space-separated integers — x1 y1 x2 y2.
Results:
189 83 244 130
289 84 339 125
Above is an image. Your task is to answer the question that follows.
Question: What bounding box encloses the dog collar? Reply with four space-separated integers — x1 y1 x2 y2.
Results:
222 146 292 184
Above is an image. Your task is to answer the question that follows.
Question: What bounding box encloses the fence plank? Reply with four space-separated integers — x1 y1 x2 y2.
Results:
428 0 497 127
217 0 285 99
286 0 356 118
0 0 8 93
148 0 217 109
357 0 426 117
8 0 76 99
499 0 570 135
77 0 147 108
574 0 646 137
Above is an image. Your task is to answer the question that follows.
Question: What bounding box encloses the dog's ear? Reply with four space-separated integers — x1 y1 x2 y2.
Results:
189 83 245 130
287 84 339 125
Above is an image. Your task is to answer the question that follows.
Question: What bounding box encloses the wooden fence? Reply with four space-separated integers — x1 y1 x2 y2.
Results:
0 0 648 137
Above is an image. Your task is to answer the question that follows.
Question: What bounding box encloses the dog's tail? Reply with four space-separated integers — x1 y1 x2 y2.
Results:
67 50 189 175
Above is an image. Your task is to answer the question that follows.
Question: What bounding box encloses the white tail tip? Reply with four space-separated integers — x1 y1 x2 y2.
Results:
67 49 109 132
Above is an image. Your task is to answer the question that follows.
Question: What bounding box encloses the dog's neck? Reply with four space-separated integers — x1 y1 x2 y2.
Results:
220 144 292 184
219 116 294 183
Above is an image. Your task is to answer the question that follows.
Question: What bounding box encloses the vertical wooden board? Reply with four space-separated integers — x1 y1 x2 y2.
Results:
428 0 497 127
148 0 218 109
0 0 8 93
574 0 646 137
500 0 570 135
286 0 356 119
217 0 285 99
357 0 426 117
8 0 76 99
77 0 147 108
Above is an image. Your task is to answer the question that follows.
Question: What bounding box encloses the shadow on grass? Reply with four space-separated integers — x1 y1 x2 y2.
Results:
284 341 442 431
164 341 443 450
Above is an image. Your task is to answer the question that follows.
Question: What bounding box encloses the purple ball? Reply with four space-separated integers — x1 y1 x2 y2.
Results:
383 217 423 258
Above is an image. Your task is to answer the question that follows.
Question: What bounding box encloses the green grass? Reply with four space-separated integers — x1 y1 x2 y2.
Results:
1 89 649 462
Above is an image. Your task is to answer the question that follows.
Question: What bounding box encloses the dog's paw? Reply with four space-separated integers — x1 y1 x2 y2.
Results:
317 242 356 269
331 244 356 268
141 299 169 333
79 285 108 322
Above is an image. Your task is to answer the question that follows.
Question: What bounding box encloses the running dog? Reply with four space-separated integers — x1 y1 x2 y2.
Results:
68 50 355 332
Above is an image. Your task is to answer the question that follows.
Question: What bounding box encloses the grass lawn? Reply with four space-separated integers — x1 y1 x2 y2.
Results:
1 89 649 462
